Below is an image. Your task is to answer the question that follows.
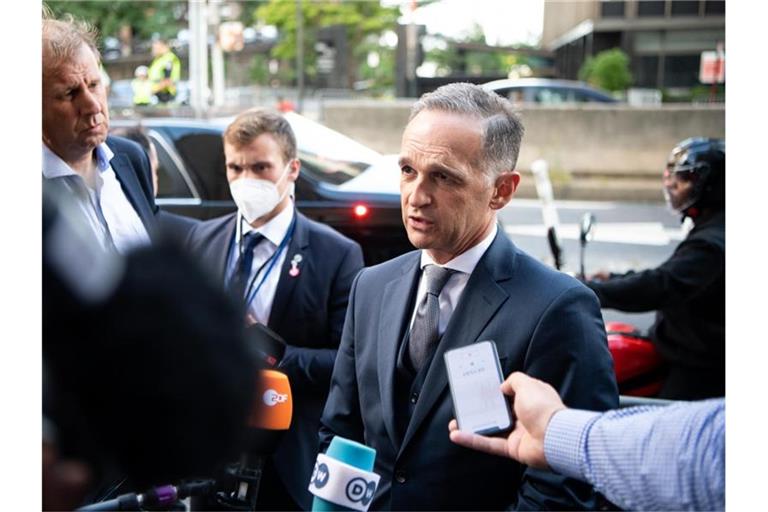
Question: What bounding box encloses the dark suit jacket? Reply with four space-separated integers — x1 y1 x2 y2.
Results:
108 135 199 243
44 136 159 241
187 210 364 508
105 136 158 233
320 231 619 510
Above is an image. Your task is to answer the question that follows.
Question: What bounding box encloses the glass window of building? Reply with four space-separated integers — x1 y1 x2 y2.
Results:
704 1 725 15
638 1 666 16
600 0 626 17
671 1 700 16
663 54 701 87
635 55 660 87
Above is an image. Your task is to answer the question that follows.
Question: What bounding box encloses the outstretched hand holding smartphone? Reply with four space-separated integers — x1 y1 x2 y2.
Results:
444 341 514 436
448 371 566 469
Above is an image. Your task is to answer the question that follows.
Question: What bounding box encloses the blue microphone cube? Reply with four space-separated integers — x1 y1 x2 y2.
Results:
311 436 377 511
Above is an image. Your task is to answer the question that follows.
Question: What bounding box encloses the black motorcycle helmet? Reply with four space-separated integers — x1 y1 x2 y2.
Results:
663 137 725 216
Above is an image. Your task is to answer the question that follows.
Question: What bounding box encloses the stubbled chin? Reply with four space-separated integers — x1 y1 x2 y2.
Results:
406 230 430 248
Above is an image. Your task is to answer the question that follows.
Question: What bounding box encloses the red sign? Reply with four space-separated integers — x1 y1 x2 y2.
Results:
699 51 726 84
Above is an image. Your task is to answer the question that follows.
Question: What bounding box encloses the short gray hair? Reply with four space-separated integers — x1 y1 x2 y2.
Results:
42 5 101 74
410 82 524 180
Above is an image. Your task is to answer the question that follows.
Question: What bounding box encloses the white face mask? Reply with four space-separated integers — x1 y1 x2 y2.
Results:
229 163 294 224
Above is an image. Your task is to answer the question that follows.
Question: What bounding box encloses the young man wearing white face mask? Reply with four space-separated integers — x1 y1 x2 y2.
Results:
186 108 364 510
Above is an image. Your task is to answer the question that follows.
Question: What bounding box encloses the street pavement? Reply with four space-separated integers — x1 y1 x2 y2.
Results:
499 198 681 331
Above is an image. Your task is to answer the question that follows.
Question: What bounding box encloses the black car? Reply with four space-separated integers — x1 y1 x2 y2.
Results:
111 114 411 265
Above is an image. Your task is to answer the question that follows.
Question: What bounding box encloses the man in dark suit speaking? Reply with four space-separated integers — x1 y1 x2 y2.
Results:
187 108 364 510
319 83 619 510
42 12 157 253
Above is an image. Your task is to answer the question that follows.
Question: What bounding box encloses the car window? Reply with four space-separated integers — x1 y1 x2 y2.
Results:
174 132 230 201
572 90 593 102
285 112 379 185
149 133 194 199
534 88 569 104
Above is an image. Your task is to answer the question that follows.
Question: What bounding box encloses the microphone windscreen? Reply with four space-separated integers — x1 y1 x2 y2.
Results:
326 437 376 472
311 437 378 512
248 370 293 431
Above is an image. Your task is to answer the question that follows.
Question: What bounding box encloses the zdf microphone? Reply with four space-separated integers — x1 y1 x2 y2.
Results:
192 369 293 511
309 436 380 512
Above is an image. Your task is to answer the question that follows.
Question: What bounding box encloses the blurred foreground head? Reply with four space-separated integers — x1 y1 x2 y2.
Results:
43 188 258 490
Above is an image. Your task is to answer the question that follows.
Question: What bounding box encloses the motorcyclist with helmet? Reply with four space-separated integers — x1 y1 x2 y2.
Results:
585 138 725 400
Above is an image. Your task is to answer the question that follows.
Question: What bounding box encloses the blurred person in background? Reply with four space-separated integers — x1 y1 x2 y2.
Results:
585 138 725 400
148 38 180 104
111 125 200 242
131 65 153 107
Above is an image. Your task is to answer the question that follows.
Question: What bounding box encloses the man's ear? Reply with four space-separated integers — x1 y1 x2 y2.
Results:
287 158 301 181
490 171 520 210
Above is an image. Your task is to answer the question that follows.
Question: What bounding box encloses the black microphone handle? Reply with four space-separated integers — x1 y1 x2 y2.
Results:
234 452 266 508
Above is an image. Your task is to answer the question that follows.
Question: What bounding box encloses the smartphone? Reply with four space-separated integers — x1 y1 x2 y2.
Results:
444 340 513 435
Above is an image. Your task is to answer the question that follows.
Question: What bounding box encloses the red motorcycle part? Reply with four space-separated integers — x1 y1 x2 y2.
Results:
606 321 665 397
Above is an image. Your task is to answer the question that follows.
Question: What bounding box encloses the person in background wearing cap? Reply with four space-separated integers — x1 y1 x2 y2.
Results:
131 65 153 107
585 138 725 400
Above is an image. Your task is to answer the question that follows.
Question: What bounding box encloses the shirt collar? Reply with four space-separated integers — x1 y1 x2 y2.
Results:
419 223 498 275
42 142 114 179
239 204 295 247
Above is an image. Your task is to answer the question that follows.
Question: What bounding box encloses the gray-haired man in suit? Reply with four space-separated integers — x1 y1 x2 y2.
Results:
319 83 619 510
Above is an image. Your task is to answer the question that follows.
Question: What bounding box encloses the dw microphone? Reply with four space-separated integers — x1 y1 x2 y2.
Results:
309 436 380 512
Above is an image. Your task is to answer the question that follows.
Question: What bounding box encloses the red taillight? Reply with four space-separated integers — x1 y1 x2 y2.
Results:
353 203 370 218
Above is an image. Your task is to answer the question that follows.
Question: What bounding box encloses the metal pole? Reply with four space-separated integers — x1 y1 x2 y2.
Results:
210 0 225 108
295 0 304 113
188 0 210 117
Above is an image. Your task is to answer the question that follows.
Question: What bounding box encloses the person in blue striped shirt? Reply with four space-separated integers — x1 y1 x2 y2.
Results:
449 372 724 511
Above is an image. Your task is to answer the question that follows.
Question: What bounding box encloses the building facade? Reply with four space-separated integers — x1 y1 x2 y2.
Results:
542 0 724 90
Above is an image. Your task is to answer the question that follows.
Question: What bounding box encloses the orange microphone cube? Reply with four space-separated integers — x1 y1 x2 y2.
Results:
248 369 293 430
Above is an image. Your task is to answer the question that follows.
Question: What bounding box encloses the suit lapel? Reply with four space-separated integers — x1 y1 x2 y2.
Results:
269 210 308 331
213 214 238 283
399 232 515 454
378 254 421 452
110 152 154 230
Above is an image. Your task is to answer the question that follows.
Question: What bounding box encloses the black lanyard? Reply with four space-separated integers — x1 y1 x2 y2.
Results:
238 214 297 308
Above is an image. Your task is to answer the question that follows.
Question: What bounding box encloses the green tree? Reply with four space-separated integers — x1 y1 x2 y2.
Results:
578 48 633 92
253 0 399 88
426 23 530 77
46 1 186 50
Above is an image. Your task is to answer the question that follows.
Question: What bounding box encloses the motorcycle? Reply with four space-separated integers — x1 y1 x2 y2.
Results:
531 159 664 398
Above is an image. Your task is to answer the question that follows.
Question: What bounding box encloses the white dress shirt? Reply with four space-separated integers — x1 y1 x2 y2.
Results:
42 143 151 254
227 205 294 325
409 223 498 336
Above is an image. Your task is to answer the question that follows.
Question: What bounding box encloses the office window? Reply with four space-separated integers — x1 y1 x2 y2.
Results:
638 1 666 16
600 0 626 17
704 1 725 15
634 31 663 52
671 1 700 16
635 55 659 87
665 29 724 52
664 54 701 87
